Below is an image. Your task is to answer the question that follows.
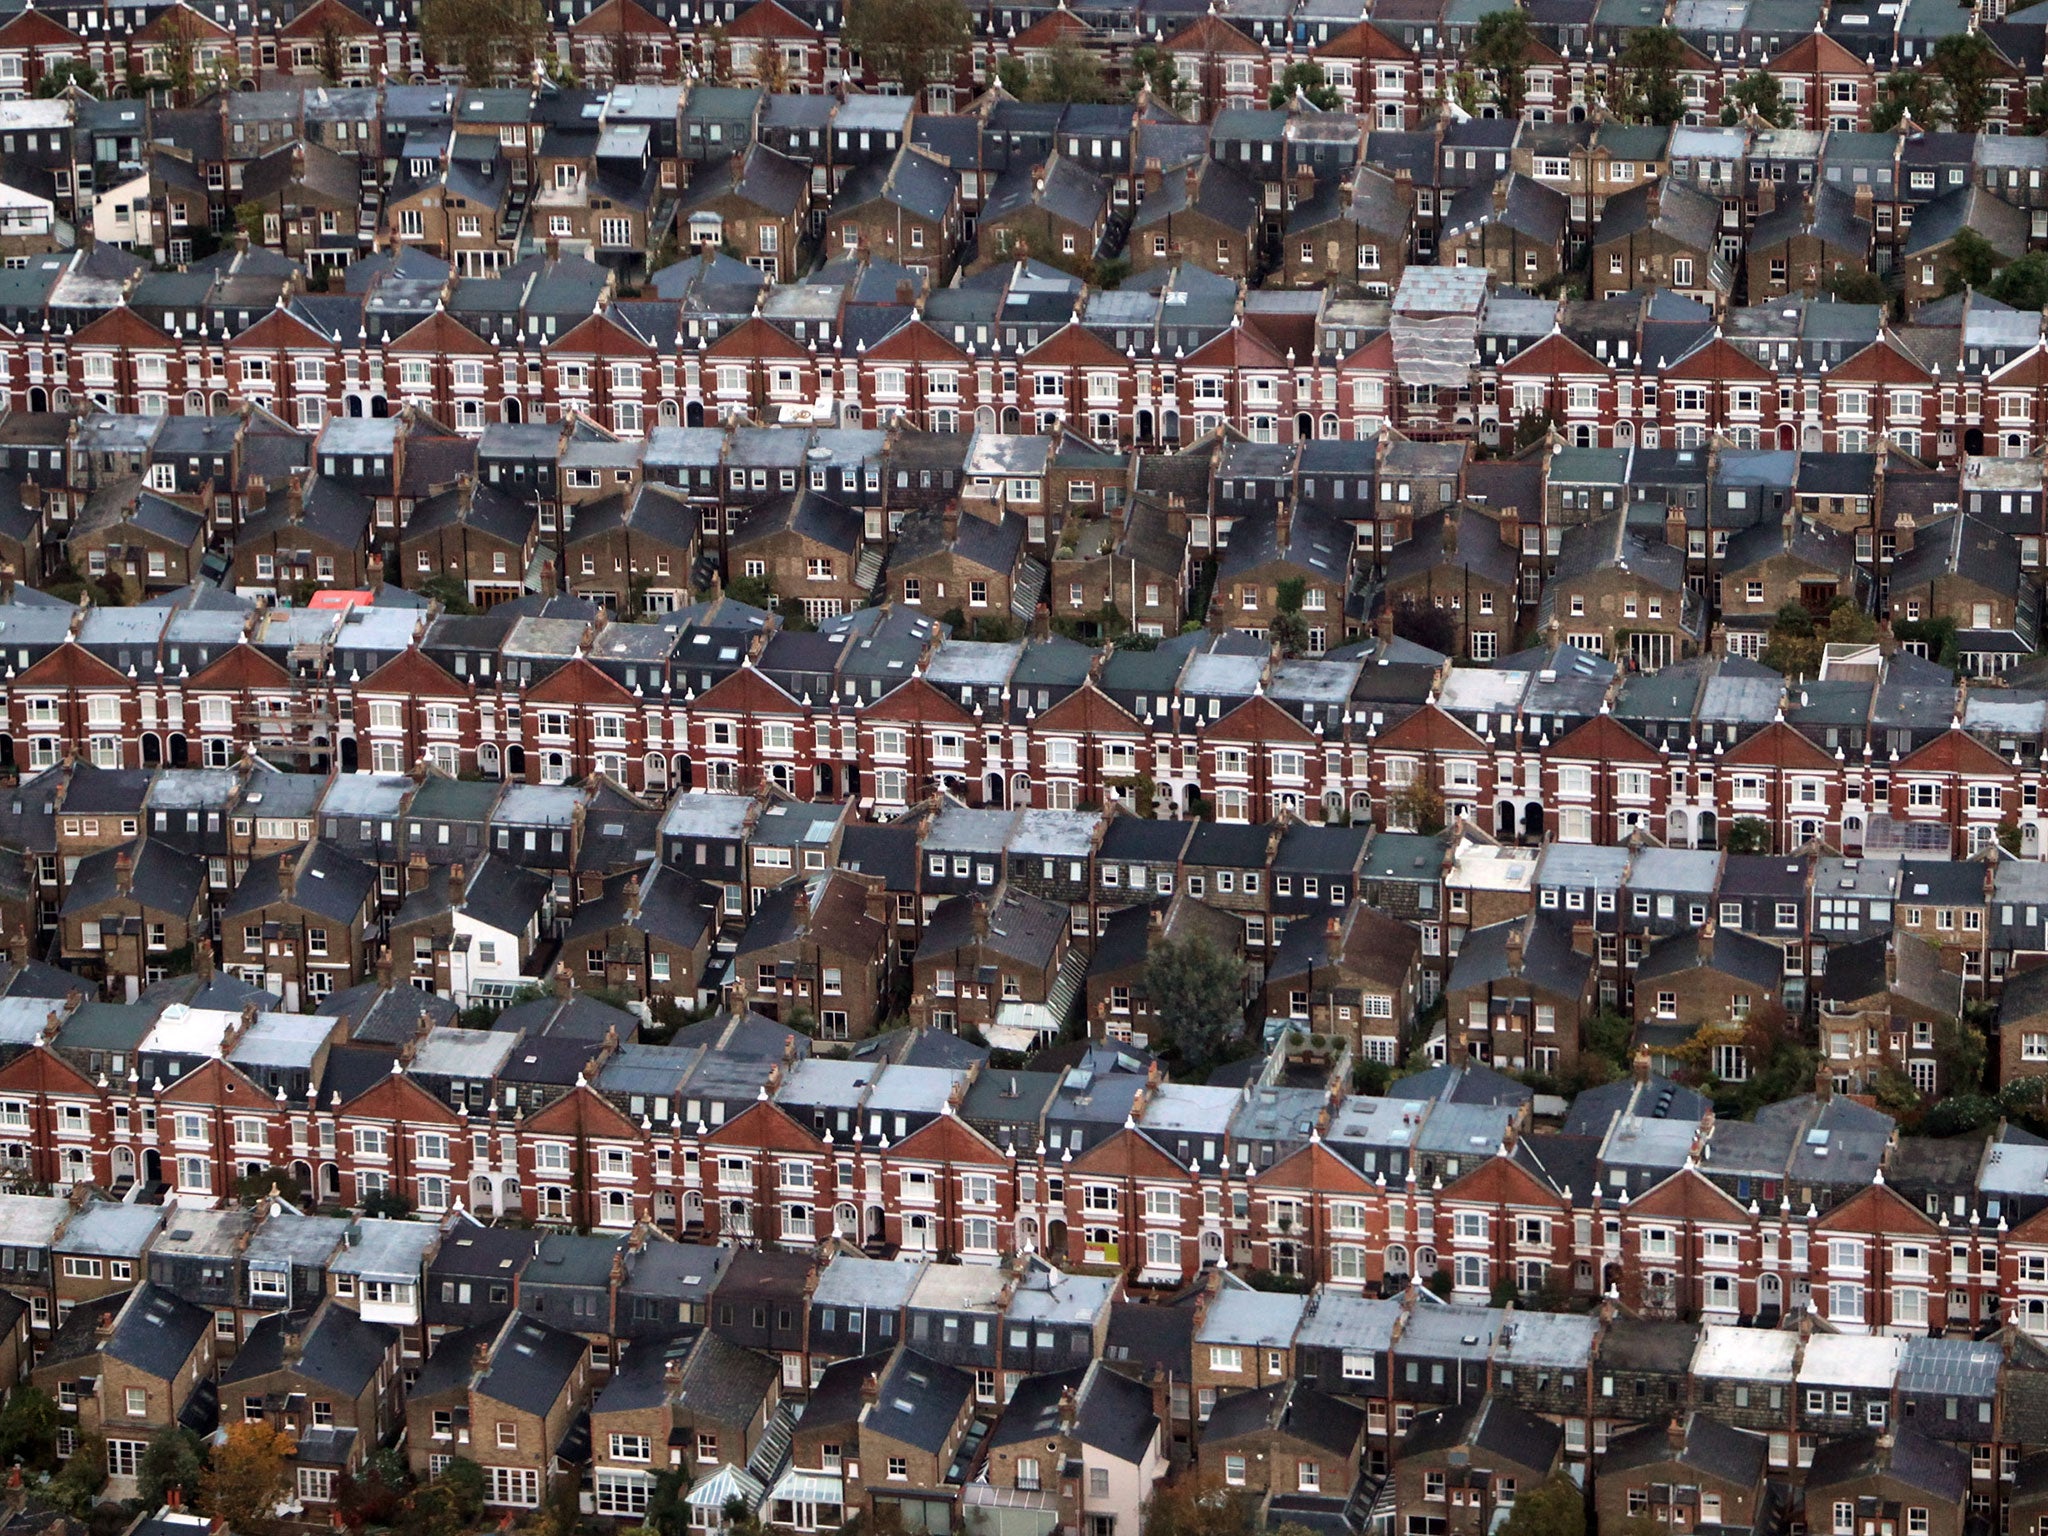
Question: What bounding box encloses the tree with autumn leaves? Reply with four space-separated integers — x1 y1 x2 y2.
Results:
200 1422 296 1536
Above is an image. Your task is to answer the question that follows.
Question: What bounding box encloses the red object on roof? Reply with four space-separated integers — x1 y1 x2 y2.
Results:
306 590 376 610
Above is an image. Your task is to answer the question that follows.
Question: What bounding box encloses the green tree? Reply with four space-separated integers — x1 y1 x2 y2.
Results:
1145 933 1248 1069
138 1427 207 1510
1513 408 1556 452
1943 227 2005 295
720 573 774 609
233 1165 307 1206
316 15 347 82
1992 252 2048 309
641 1469 694 1536
1585 1008 1636 1078
844 0 971 104
44 1437 104 1516
1724 816 1771 855
1871 69 1948 131
1269 577 1310 657
362 1189 413 1220
1614 28 1687 124
419 0 547 82
1470 9 1533 117
1500 1477 1585 1536
1721 69 1791 126
1936 1014 1989 1097
435 1458 486 1523
34 59 98 97
1026 39 1112 103
1826 266 1890 307
0 1385 58 1473
1131 44 1191 113
1269 60 1340 111
1140 1471 1258 1536
1933 32 1999 132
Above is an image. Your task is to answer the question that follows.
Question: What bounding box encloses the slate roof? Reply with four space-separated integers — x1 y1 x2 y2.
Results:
221 1301 396 1395
918 886 1066 970
1398 1395 1562 1474
1806 1426 1968 1501
474 1314 588 1414
1202 1381 1364 1459
867 1349 973 1455
1601 1413 1769 1483
1446 910 1592 1000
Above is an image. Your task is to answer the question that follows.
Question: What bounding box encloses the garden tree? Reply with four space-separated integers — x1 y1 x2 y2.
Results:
44 1436 104 1516
1943 227 2006 295
0 1385 58 1473
233 1165 306 1206
1269 60 1340 110
1388 781 1447 835
34 59 99 96
2031 78 2048 134
1141 1471 1259 1536
1389 595 1459 656
1024 40 1113 103
1933 32 2000 131
1584 1008 1636 1078
1937 1013 1990 1096
1991 252 2048 310
641 1468 694 1536
361 1189 413 1220
1513 407 1557 452
1131 44 1191 112
316 15 347 81
1723 1001 1816 1113
1724 816 1771 854
1721 69 1791 126
203 1421 296 1536
138 1426 207 1509
1871 69 1948 131
1499 1475 1586 1536
1825 266 1890 307
1614 28 1687 124
420 0 548 81
1470 9 1534 116
1146 934 1247 1069
1761 597 1875 679
1873 1062 1922 1118
1269 577 1310 657
604 1 646 85
149 6 214 106
336 1447 410 1529
844 0 971 103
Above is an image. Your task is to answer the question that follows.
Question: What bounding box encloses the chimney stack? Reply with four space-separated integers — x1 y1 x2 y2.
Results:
114 849 133 898
1442 511 1459 559
1504 919 1525 977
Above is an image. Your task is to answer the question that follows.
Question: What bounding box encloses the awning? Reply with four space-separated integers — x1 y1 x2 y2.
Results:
768 1469 845 1507
687 1466 765 1512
